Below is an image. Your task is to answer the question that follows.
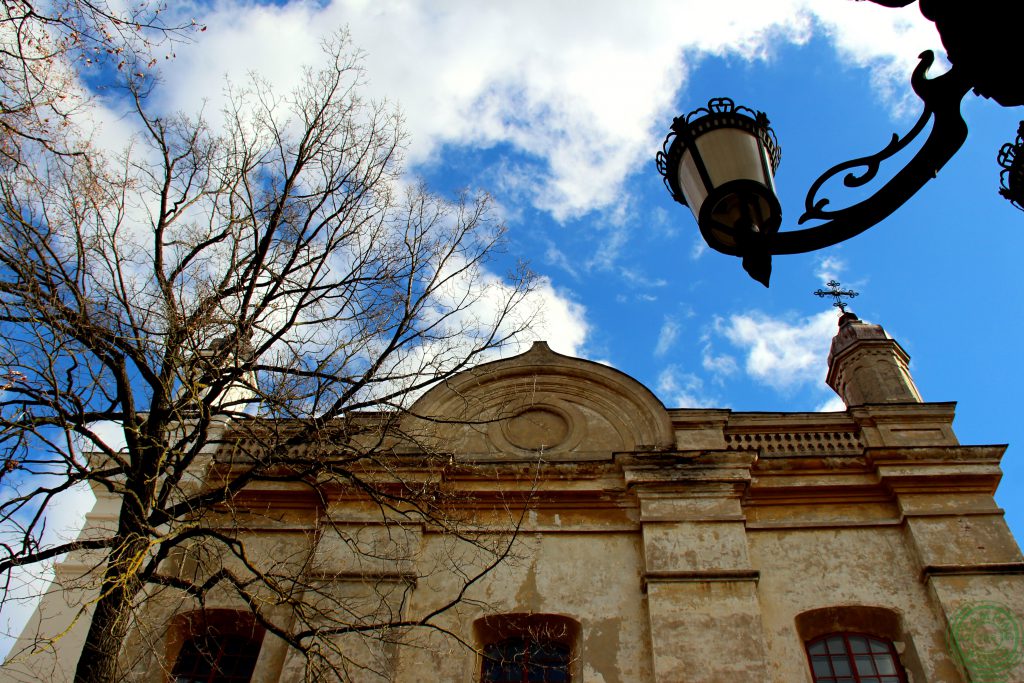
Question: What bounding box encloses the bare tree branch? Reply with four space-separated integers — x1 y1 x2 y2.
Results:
0 29 537 683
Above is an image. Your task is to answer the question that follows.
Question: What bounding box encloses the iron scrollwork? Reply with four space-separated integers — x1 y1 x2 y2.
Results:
763 50 972 255
799 105 930 222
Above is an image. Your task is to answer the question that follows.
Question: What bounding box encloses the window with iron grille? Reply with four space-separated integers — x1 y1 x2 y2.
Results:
805 633 907 683
481 636 571 683
475 614 578 683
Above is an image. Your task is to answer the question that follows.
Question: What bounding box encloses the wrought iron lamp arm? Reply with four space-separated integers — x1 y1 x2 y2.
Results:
761 51 972 256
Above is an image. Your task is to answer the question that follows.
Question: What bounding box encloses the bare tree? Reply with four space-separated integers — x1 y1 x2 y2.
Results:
1 0 199 165
0 31 536 682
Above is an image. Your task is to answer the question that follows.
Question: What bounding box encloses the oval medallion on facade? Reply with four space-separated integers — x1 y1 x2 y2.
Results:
503 408 570 451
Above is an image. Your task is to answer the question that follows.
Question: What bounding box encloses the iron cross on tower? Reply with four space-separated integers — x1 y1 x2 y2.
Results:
814 280 859 315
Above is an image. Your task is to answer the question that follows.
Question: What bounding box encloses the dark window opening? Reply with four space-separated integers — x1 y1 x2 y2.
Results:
482 636 571 683
806 633 907 683
172 633 260 683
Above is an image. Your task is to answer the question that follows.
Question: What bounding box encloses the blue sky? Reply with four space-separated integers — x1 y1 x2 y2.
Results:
5 0 1024 657
300 2 1021 535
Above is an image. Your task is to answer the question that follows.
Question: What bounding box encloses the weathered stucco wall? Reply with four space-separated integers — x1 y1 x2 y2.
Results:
6 340 1024 683
396 531 653 683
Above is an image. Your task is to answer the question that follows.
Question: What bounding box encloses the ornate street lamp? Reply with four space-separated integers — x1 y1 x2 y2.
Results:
998 123 1024 212
657 1 1024 286
655 99 781 286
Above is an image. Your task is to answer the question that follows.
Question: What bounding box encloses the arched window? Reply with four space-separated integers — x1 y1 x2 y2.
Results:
805 633 907 683
475 614 578 683
795 606 920 683
167 610 264 683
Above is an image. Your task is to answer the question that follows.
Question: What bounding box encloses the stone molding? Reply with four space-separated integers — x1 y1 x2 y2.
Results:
405 341 675 459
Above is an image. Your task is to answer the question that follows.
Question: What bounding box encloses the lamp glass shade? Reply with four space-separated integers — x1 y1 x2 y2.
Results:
677 127 780 252
657 98 782 259
677 128 776 218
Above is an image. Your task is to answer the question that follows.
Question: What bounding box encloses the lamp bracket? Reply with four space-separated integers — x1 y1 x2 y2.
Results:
799 104 930 221
762 50 971 256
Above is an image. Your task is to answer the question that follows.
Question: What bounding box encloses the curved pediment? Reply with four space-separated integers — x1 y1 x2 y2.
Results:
405 342 673 461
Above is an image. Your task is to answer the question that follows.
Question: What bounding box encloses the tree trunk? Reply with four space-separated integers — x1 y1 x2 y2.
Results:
73 522 148 682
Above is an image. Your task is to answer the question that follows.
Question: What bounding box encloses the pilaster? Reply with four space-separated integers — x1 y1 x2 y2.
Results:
624 451 768 682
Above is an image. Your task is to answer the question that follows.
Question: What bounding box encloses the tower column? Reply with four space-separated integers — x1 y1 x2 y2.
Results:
826 311 922 407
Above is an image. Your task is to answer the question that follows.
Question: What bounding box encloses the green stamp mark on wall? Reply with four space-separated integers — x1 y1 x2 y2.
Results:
948 602 1024 682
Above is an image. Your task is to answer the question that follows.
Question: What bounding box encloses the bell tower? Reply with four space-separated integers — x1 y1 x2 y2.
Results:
826 310 922 407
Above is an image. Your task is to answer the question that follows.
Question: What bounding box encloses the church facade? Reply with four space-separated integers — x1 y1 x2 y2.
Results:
6 313 1024 682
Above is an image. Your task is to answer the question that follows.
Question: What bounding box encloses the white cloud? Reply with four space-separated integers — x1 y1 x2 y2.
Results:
586 224 631 272
619 268 667 289
656 365 715 408
80 421 128 454
809 2 944 115
816 395 847 412
654 317 679 357
649 206 677 240
702 348 739 379
543 240 579 279
815 255 847 285
147 0 939 224
714 310 838 391
357 261 591 410
521 278 590 357
690 236 707 261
